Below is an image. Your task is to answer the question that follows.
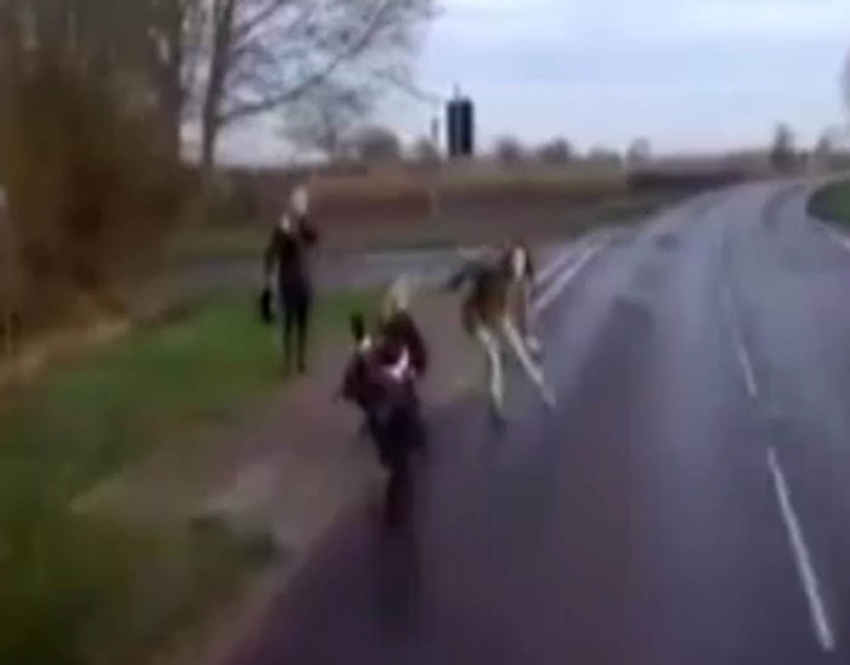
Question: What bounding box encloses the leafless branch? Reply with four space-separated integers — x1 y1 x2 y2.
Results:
196 0 433 166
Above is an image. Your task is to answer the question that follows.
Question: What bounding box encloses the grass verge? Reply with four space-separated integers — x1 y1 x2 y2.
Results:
0 290 375 665
808 179 850 226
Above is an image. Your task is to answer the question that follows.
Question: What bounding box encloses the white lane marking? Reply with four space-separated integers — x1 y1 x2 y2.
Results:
821 224 850 255
767 448 836 653
732 327 758 400
533 241 608 315
721 282 759 400
736 343 758 399
536 241 587 290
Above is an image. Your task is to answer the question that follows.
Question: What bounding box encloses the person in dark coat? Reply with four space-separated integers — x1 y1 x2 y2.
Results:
261 187 319 374
338 281 428 527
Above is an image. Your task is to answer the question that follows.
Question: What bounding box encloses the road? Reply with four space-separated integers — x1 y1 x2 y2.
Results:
175 241 573 300
225 181 850 665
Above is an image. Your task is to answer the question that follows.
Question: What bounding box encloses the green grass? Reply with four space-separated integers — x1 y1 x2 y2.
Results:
808 179 850 225
0 290 374 665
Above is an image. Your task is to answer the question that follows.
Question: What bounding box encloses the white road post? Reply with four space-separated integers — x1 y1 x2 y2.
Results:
429 115 442 228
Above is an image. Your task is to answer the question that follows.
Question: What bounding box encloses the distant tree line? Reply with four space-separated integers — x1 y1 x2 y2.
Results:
486 136 655 168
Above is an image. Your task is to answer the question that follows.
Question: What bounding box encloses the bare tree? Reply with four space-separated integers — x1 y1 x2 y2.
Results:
281 77 373 159
770 123 796 173
535 137 572 165
813 126 841 169
843 50 850 130
197 0 434 171
144 0 208 158
0 0 205 157
352 125 401 162
494 136 525 166
626 137 652 165
586 146 621 167
411 135 438 162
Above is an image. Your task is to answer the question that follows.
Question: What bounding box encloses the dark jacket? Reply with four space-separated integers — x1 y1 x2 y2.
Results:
378 310 428 378
445 247 536 333
263 221 319 291
340 310 427 415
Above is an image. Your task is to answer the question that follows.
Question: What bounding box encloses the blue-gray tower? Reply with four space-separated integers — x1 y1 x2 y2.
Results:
447 86 475 158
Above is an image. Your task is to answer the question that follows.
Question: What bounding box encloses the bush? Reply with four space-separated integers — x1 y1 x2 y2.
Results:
535 139 572 165
351 126 402 163
0 66 186 335
494 136 525 166
808 179 850 225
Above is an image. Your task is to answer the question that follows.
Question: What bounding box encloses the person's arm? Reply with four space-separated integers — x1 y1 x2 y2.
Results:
340 354 369 407
299 221 319 248
403 314 429 377
443 260 480 293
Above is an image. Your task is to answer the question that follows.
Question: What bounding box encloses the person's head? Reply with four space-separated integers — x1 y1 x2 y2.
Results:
503 241 532 280
382 275 412 319
289 180 309 218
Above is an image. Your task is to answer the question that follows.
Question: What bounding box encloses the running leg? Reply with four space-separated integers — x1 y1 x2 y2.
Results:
295 290 311 373
281 296 294 372
500 316 556 408
476 325 505 419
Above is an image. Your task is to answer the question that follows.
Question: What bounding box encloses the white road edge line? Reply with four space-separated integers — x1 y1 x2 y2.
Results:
536 241 587 290
767 448 836 653
822 223 850 255
733 333 758 400
533 241 608 315
721 283 759 400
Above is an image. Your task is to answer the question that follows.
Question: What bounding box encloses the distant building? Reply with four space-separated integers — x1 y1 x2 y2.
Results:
447 88 475 159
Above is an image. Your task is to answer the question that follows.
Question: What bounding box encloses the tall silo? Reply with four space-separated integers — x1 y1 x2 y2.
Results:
447 88 475 159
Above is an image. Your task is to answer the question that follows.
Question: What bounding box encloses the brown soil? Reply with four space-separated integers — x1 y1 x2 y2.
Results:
211 161 755 256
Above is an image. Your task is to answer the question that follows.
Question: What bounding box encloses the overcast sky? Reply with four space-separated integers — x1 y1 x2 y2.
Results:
218 0 850 164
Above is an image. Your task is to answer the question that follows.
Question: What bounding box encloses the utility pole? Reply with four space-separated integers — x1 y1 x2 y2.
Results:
366 69 450 235
429 115 441 227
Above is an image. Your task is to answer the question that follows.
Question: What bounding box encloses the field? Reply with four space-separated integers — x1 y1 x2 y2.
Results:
0 290 374 665
178 161 753 260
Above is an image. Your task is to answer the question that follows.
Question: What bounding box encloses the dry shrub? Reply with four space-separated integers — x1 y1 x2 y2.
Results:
0 66 186 335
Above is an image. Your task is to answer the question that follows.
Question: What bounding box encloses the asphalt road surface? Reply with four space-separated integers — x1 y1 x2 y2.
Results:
175 241 571 300
226 181 850 665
